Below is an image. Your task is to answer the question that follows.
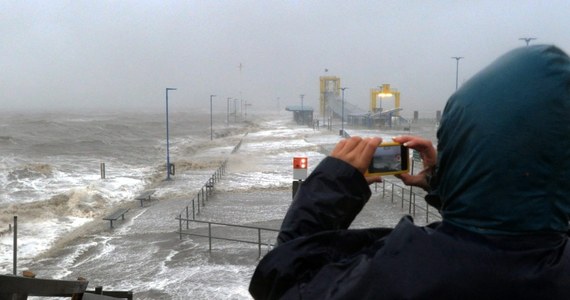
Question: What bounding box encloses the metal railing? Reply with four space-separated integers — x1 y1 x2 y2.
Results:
175 218 279 257
178 137 244 220
373 179 441 223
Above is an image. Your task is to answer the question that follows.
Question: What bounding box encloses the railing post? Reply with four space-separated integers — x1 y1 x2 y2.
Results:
258 228 262 258
179 215 182 240
192 199 196 220
409 186 414 214
208 223 212 252
13 216 17 275
402 188 412 215
197 194 201 214
186 206 190 229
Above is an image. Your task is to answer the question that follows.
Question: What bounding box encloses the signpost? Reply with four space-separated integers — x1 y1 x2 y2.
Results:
292 157 308 199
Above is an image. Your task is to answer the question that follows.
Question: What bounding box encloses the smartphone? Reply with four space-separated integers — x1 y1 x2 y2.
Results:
366 142 410 176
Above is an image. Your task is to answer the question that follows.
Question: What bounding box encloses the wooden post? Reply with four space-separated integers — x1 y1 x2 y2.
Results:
100 163 106 179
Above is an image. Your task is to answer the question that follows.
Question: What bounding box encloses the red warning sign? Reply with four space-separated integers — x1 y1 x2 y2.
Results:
293 157 308 180
293 157 308 169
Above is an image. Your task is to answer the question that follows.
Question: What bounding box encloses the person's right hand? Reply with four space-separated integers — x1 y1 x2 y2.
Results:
392 135 436 190
330 136 382 175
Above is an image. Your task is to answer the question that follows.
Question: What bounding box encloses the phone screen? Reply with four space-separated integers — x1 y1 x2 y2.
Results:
366 143 409 176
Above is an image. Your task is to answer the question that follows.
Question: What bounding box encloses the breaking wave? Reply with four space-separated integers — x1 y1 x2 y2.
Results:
7 163 54 180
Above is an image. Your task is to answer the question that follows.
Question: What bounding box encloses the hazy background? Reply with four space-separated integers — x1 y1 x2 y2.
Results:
2 0 569 115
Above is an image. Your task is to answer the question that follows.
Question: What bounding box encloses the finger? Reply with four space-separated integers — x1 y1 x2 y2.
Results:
355 137 380 157
346 137 380 173
338 137 363 157
331 137 363 161
331 138 348 156
366 175 382 185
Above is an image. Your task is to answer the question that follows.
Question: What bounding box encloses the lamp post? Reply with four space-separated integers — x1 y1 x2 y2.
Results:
340 87 348 136
234 98 238 122
300 94 305 125
210 94 216 140
519 37 536 46
226 97 231 126
451 57 463 91
165 87 177 180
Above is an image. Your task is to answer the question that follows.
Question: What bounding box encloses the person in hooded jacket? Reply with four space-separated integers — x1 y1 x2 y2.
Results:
249 45 570 299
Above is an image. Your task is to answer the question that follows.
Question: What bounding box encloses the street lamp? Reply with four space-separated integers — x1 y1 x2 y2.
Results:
340 87 348 136
451 57 463 91
210 94 216 140
519 37 536 46
226 97 231 126
300 94 305 125
165 87 177 180
234 98 238 122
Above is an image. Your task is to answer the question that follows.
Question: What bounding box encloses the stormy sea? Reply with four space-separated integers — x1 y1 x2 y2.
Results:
0 109 438 299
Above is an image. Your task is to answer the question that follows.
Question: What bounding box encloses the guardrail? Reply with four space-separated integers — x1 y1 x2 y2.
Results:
175 218 279 257
178 137 244 220
373 179 441 223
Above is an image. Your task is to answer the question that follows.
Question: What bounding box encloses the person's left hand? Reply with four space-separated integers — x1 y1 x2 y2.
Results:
365 175 382 185
392 135 437 190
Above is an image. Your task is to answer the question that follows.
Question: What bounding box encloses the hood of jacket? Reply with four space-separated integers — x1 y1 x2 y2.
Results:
436 45 570 234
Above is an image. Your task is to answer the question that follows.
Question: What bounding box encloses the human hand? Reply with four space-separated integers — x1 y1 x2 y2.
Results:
392 135 436 190
330 136 382 175
365 175 382 185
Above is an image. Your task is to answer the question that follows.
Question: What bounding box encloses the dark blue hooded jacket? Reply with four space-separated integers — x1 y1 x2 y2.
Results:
249 45 570 299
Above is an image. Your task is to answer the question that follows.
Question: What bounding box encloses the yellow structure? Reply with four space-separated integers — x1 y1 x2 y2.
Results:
370 84 400 115
319 76 341 118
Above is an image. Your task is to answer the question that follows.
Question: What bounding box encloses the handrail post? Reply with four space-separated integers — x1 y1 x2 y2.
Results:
192 199 196 220
409 186 414 215
179 215 182 240
258 228 262 258
197 194 201 214
13 216 17 275
186 206 190 229
408 187 412 215
400 186 404 209
208 223 212 252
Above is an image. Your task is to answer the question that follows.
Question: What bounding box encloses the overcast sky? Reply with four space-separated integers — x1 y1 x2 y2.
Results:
2 1 569 116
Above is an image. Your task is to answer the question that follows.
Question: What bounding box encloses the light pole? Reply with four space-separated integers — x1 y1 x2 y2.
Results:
300 94 305 125
165 87 177 180
234 98 238 122
210 94 216 140
226 97 231 126
340 87 348 135
519 37 536 46
452 57 463 91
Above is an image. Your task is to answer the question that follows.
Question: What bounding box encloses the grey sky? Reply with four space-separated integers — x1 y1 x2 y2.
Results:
2 1 569 116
